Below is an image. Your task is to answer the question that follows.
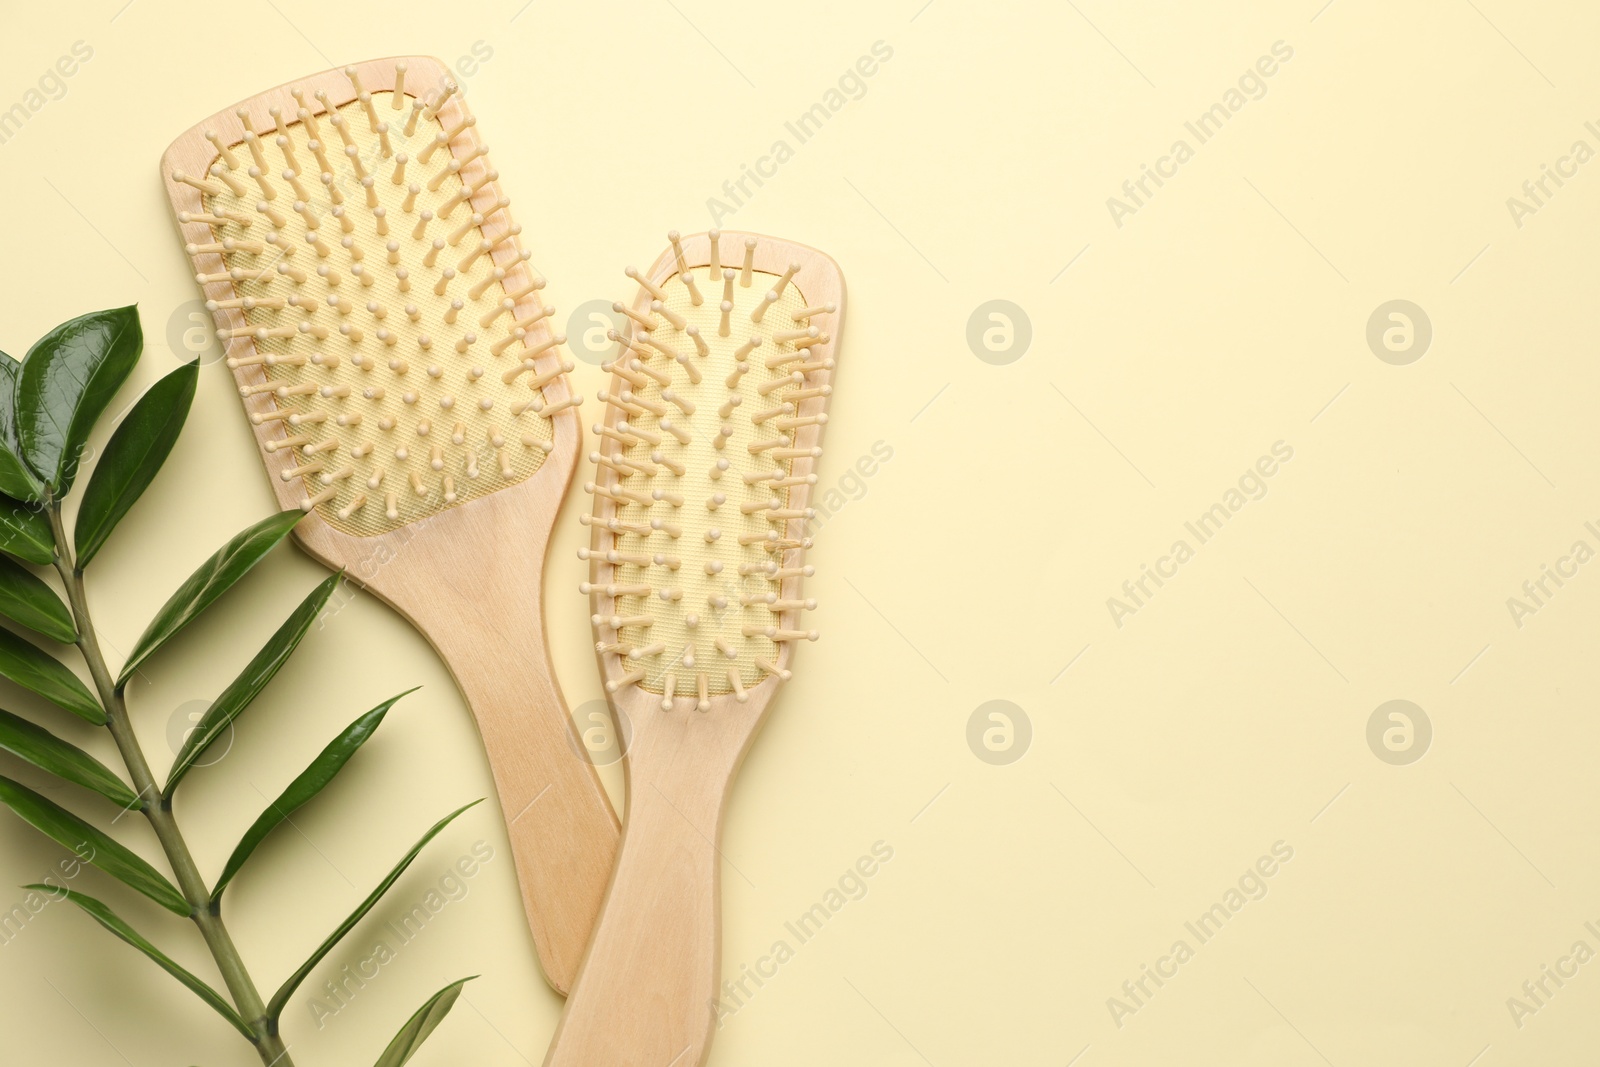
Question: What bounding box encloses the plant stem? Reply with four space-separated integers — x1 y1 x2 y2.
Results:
47 505 294 1067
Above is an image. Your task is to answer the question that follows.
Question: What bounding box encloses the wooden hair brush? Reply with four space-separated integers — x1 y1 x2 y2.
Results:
159 56 617 994
545 231 842 1066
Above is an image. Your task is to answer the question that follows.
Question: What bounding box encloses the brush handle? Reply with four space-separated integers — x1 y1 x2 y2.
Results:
545 721 741 1067
374 525 619 996
429 610 618 994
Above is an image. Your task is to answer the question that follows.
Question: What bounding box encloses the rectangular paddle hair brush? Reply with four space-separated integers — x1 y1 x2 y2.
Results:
159 56 617 994
548 230 842 1066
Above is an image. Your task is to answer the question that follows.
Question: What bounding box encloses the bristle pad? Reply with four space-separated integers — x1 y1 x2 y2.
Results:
198 92 562 536
594 263 824 700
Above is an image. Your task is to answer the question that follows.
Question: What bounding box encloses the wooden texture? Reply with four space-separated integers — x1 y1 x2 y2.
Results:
546 234 844 1067
158 56 617 995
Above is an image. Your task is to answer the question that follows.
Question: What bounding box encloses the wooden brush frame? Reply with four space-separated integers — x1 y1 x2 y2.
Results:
587 231 842 710
159 56 616 996
550 233 844 1067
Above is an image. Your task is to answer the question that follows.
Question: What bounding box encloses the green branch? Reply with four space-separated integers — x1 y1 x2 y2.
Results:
48 503 293 1066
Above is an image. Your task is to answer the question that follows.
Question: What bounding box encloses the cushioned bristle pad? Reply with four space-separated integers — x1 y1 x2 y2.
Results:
604 269 816 695
203 93 555 537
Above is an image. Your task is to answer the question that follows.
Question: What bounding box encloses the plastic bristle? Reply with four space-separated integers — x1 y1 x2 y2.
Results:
188 77 572 536
585 233 833 704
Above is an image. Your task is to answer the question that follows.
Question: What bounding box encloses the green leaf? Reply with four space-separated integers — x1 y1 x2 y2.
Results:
165 572 341 794
27 886 254 1040
266 800 483 1020
0 775 187 914
0 498 54 566
75 360 198 568
373 976 476 1067
0 627 102 724
17 305 143 496
0 709 136 808
117 510 303 687
0 354 42 502
213 689 412 897
0 555 74 643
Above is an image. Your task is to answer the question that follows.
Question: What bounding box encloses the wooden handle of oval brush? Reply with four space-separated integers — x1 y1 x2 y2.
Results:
544 729 739 1067
386 571 619 996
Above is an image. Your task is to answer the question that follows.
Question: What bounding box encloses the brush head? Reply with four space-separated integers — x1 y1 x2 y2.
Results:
584 232 842 713
163 59 576 538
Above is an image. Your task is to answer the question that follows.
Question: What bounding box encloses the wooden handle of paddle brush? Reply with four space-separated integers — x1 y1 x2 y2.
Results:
381 524 619 996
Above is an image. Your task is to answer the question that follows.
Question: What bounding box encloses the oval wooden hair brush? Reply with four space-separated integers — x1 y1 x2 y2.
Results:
158 56 617 994
546 230 843 1066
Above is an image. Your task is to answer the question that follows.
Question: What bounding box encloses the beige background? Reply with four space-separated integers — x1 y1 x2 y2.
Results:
0 0 1597 1063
